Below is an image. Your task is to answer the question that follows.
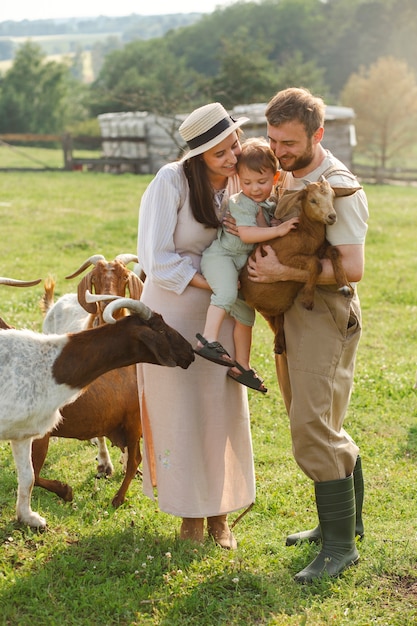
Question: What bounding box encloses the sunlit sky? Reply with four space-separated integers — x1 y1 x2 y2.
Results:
0 1 237 22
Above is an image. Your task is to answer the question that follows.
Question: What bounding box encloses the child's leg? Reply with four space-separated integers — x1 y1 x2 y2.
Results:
195 304 234 366
232 320 252 371
227 301 267 393
200 304 227 344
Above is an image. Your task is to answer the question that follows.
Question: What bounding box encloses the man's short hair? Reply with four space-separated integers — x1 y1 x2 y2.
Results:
265 87 325 138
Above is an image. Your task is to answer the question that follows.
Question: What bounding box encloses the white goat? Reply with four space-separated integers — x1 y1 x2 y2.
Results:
0 298 195 528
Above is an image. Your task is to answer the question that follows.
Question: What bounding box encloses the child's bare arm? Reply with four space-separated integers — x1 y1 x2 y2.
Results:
238 217 299 244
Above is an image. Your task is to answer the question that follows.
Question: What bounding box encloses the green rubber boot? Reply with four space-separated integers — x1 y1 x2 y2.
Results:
353 456 365 538
294 474 359 583
286 456 365 546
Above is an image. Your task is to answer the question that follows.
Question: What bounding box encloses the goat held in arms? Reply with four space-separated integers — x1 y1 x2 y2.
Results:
239 178 361 354
0 298 194 528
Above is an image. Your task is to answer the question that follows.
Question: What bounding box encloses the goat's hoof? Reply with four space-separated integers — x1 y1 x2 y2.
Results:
96 464 113 478
111 495 125 508
338 285 352 297
301 301 314 310
18 512 47 529
62 486 74 502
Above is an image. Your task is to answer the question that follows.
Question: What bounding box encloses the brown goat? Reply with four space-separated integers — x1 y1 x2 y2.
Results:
32 364 140 507
66 253 142 324
35 274 144 506
41 254 143 478
239 179 361 354
41 254 143 332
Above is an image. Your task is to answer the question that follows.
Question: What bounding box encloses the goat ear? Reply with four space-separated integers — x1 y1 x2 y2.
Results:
78 275 97 314
127 273 144 301
332 186 362 198
137 327 177 367
274 189 304 220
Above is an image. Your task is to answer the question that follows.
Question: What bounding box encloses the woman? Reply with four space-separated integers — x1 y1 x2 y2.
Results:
137 102 256 548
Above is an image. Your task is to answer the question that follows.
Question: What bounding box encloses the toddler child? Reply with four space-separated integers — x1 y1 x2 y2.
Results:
195 137 298 392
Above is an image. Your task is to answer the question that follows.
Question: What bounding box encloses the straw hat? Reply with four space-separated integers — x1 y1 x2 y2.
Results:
179 102 249 160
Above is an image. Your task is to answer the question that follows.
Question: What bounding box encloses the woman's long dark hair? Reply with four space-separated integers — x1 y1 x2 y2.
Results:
183 157 221 229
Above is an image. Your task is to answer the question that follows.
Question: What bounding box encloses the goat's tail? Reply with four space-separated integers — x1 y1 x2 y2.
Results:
39 275 56 316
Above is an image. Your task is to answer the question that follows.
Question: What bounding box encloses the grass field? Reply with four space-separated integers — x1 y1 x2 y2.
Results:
0 171 417 625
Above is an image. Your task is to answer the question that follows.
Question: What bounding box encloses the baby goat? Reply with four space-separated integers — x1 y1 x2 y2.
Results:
240 178 361 354
0 298 195 528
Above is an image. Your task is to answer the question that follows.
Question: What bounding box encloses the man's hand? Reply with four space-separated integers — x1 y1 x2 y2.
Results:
247 245 286 283
248 246 316 285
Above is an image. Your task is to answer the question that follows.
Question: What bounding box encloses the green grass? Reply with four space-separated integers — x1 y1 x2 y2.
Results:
0 172 417 625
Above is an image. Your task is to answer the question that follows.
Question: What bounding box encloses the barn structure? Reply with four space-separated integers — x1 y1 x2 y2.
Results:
97 103 356 175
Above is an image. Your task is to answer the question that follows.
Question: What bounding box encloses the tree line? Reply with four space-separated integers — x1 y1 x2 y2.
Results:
1 0 417 167
0 13 201 52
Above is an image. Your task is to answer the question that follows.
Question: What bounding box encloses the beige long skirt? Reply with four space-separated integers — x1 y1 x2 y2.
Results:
137 279 256 518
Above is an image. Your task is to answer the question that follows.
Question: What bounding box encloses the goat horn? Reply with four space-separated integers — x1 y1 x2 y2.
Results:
84 290 122 304
103 298 152 323
114 254 139 266
65 255 107 280
0 277 42 287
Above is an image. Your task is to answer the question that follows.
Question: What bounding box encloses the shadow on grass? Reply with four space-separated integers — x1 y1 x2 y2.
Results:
0 521 341 625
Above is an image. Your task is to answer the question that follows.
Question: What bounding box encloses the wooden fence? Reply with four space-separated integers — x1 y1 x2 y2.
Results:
1 134 417 183
352 163 417 185
0 133 148 173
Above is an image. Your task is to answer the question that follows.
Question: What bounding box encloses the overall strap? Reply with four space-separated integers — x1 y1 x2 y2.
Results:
320 165 359 184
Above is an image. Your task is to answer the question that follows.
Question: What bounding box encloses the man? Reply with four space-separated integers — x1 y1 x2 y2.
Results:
247 87 368 583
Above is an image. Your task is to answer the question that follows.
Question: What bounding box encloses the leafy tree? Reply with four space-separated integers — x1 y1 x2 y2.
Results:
209 26 277 107
273 51 329 100
88 38 203 116
0 41 73 133
341 56 417 167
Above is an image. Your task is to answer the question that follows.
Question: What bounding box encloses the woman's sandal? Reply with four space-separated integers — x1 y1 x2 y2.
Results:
227 361 268 393
194 333 236 367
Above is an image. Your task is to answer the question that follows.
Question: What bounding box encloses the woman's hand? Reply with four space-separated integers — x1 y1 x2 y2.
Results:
222 211 239 236
190 272 212 290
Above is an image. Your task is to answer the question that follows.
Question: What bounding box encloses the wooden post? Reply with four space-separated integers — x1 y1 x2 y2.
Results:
62 133 73 171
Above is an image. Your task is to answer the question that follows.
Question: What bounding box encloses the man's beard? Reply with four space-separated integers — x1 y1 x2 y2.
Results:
279 143 314 172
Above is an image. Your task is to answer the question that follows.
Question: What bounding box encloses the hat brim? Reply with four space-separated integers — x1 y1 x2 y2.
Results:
181 116 250 161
